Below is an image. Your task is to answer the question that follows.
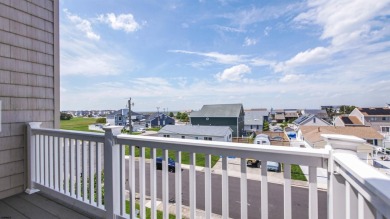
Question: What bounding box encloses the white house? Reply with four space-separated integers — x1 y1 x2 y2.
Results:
293 114 331 130
158 125 233 142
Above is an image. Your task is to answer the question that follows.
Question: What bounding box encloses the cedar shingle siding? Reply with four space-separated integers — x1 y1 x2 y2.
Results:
0 0 58 199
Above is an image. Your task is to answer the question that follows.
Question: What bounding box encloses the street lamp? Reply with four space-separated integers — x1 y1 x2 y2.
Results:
128 98 134 133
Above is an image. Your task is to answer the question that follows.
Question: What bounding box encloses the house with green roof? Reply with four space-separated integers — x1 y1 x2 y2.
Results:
189 103 245 137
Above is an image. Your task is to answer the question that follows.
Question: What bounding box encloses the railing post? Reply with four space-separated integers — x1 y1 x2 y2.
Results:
103 126 122 218
321 134 365 219
25 122 42 194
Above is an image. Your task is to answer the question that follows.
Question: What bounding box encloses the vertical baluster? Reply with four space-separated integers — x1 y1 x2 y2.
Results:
358 193 364 219
129 145 136 219
240 158 248 219
64 138 69 195
89 141 95 205
345 181 351 219
162 149 169 219
205 154 212 219
49 136 53 188
96 142 102 207
70 139 75 197
175 151 182 219
150 148 157 219
59 137 64 193
283 164 292 219
82 140 87 202
222 156 229 219
40 135 44 184
54 137 59 191
309 166 318 219
76 140 81 199
36 134 41 184
39 135 45 185
261 160 268 219
119 144 125 215
139 147 146 219
44 135 49 186
189 152 196 219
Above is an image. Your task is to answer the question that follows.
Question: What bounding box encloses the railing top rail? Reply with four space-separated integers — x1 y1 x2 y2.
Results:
116 134 329 167
334 153 390 208
31 127 105 142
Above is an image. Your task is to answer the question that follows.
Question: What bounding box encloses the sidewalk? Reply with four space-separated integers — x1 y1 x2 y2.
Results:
211 157 313 188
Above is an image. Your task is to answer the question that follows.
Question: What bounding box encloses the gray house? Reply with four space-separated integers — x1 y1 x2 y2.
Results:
158 125 233 142
244 109 268 134
190 104 245 137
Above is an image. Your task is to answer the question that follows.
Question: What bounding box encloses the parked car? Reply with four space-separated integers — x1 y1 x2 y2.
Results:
138 128 146 133
267 161 281 172
246 158 261 167
156 157 176 172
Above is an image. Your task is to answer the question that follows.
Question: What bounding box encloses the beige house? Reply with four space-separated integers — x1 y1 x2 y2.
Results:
299 126 384 148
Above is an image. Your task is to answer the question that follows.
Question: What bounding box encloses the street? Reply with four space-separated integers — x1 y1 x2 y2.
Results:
126 161 327 219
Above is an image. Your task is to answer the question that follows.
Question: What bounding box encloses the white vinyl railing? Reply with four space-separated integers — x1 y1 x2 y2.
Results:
25 123 390 219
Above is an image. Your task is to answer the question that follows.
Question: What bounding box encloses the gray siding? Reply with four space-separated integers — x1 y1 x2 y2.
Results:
190 117 241 137
0 0 59 199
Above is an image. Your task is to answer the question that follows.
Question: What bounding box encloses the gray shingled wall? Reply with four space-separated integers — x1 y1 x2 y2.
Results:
0 0 59 199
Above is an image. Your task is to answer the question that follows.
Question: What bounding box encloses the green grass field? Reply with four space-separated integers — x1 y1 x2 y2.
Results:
126 201 176 219
126 146 220 167
60 117 98 132
290 164 307 181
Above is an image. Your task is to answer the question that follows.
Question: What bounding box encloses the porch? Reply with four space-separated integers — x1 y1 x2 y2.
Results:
16 122 390 218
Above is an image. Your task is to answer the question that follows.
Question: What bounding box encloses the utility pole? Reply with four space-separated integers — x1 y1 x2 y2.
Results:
157 107 160 128
128 98 134 133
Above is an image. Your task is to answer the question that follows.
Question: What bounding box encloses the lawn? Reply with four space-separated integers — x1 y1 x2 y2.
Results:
126 146 220 167
290 164 307 181
126 201 176 219
60 117 98 132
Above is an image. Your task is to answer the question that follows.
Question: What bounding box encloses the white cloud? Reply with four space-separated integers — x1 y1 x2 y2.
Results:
60 22 133 76
279 74 303 83
285 46 331 67
215 64 251 81
98 13 141 33
243 37 258 46
294 0 390 46
63 9 100 40
170 50 247 65
264 26 271 36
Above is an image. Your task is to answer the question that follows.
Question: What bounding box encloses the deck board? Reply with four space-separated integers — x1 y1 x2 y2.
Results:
3 195 58 219
0 193 93 219
0 201 29 219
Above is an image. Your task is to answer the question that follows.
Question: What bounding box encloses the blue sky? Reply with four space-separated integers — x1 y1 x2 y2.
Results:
60 0 390 111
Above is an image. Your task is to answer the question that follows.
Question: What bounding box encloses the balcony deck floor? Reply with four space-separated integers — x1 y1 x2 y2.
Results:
0 192 93 219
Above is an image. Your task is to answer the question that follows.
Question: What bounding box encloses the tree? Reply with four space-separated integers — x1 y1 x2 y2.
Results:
340 105 356 114
176 112 182 119
180 112 189 122
169 112 174 117
60 112 73 120
263 120 270 131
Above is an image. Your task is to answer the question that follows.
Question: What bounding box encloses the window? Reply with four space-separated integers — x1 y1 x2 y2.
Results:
195 137 199 140
181 136 185 139
118 116 122 121
313 117 316 123
204 137 212 141
382 127 390 133
383 117 387 121
250 125 253 129
163 135 170 138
